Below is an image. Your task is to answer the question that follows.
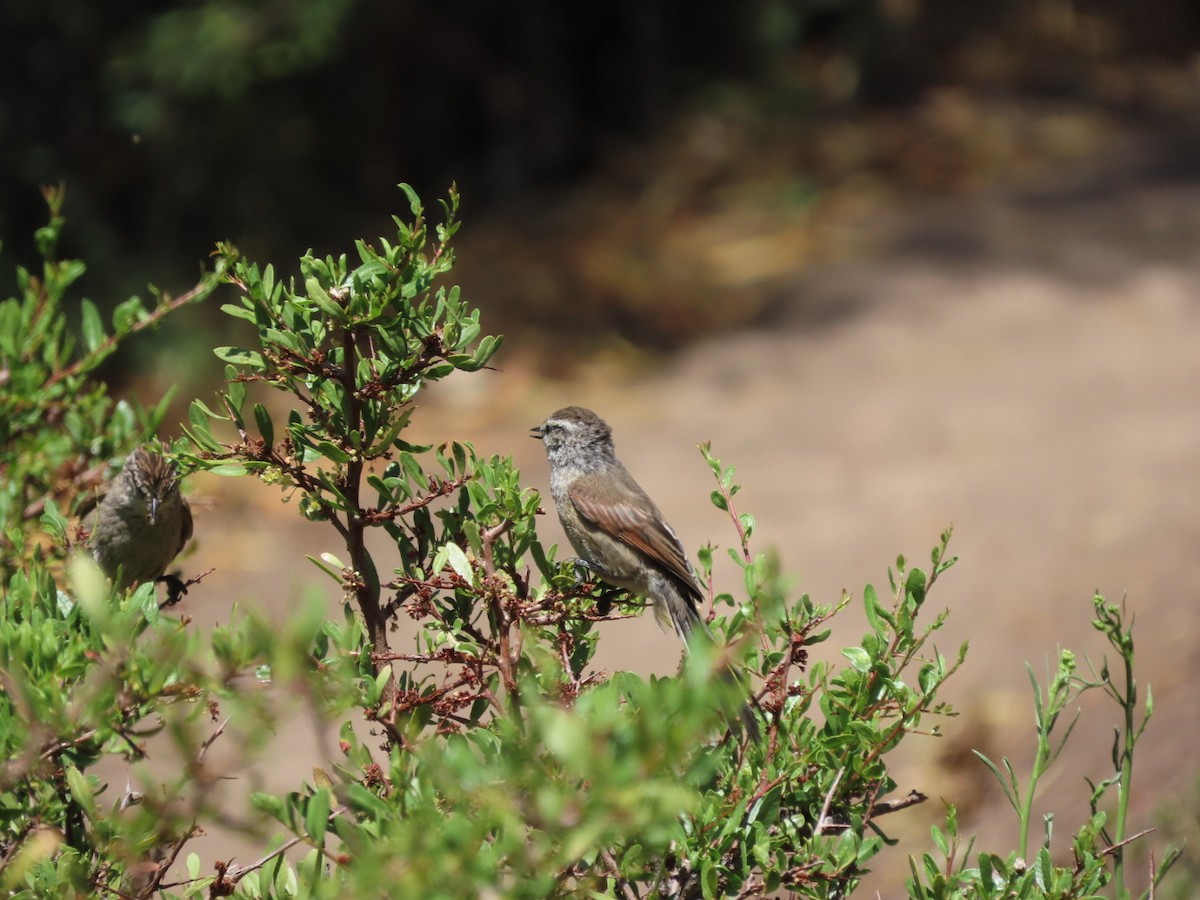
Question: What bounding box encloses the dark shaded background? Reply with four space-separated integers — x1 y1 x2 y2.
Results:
6 0 1200 354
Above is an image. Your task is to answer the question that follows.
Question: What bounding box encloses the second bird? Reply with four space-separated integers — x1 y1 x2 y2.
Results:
531 406 707 642
90 447 193 590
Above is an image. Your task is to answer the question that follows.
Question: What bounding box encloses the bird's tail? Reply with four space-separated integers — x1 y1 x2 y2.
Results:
664 588 761 740
657 583 706 643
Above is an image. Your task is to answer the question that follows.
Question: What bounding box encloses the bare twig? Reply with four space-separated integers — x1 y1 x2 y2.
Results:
226 805 347 880
1100 828 1156 858
480 519 513 577
816 767 845 834
42 278 217 392
598 848 638 900
159 805 350 895
197 717 232 763
869 790 927 818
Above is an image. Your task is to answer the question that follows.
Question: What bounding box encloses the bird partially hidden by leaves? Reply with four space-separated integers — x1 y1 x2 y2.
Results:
89 447 193 604
532 406 760 738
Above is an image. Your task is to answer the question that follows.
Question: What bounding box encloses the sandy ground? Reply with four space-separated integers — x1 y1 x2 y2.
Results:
172 135 1198 894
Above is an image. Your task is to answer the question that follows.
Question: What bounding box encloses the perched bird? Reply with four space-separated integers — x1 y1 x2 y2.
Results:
531 406 705 640
532 406 758 734
90 447 192 592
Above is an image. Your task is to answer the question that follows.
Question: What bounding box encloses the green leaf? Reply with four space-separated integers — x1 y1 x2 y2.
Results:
112 296 147 333
254 403 274 446
40 499 68 541
219 302 259 322
213 346 266 368
972 750 1020 812
305 789 331 845
80 299 104 352
863 583 896 631
444 542 474 585
205 463 248 476
462 519 482 558
906 567 928 606
843 647 871 673
701 859 718 897
930 824 948 857
373 665 393 705
227 379 246 415
738 513 755 539
185 402 222 451
530 539 555 580
65 766 96 817
802 627 832 646
466 334 502 369
315 440 351 463
250 792 287 823
399 451 429 490
398 182 422 214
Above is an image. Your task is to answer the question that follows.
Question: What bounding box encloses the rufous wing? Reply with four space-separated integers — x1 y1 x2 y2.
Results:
568 477 703 600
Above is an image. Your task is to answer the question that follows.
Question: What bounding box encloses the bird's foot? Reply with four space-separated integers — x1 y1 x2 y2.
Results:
156 574 189 608
564 556 602 582
563 557 627 616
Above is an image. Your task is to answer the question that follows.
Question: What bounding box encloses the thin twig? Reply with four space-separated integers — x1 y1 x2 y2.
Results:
598 848 638 900
480 519 513 578
197 717 232 762
1100 828 1156 858
816 767 845 834
161 805 350 892
43 278 217 391
869 790 927 818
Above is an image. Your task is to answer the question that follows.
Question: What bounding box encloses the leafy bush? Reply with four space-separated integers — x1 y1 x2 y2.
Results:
0 187 1179 898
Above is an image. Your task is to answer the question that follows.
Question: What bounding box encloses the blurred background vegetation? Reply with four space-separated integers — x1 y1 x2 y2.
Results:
6 0 1200 382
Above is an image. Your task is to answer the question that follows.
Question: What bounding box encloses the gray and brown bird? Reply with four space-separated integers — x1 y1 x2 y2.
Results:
90 447 192 592
532 406 760 736
531 406 706 641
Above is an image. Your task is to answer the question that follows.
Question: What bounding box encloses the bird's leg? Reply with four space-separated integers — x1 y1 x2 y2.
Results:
156 574 189 608
563 557 627 617
564 556 609 582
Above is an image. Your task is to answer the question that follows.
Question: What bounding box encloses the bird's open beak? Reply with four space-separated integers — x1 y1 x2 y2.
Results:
530 425 544 440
